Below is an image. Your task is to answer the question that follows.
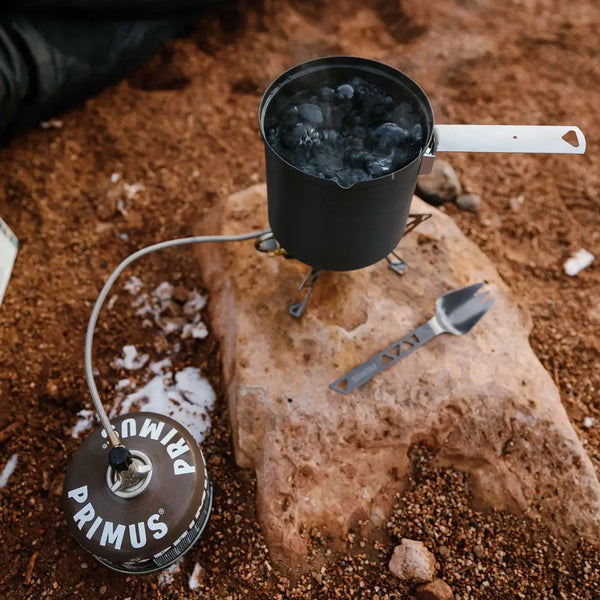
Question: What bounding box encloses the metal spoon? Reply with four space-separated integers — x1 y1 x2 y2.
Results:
330 282 494 394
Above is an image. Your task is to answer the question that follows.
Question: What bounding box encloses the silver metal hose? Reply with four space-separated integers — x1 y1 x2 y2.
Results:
84 230 270 447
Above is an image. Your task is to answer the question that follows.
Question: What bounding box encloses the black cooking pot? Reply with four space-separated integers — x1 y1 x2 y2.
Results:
258 56 585 272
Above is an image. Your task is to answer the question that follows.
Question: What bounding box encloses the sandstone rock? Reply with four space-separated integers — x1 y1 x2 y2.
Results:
194 183 600 566
416 159 461 205
415 578 454 600
455 192 481 213
389 539 436 583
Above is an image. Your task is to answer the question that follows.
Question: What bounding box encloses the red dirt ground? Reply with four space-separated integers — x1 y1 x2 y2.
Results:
0 0 598 598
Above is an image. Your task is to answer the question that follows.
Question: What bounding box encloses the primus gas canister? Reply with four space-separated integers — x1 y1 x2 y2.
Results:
63 412 212 573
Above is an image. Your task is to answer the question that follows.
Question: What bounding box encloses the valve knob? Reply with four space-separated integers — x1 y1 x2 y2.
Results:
108 445 132 472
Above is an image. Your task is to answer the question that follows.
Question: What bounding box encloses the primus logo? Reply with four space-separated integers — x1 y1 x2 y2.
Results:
101 416 197 476
67 485 167 550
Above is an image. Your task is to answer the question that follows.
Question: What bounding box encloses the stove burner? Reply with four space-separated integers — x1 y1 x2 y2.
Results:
256 212 432 317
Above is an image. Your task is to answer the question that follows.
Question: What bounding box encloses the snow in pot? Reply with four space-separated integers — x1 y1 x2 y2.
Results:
265 76 425 187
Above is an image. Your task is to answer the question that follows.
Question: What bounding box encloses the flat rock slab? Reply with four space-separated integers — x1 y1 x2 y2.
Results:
195 184 600 565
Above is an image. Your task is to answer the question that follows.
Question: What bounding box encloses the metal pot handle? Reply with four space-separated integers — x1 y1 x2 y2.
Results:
419 124 586 173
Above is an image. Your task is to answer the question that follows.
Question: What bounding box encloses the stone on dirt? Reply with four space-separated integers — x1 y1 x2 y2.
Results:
194 183 600 566
389 539 436 583
416 159 461 205
415 578 454 600
508 195 524 212
455 192 481 213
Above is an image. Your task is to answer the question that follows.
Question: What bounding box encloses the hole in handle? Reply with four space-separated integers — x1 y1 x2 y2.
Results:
331 378 349 393
561 130 580 147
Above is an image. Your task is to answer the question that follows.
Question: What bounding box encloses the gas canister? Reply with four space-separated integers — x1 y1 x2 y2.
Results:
63 412 212 573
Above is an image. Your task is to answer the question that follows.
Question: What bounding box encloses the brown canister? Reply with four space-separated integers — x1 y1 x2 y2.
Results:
63 412 212 573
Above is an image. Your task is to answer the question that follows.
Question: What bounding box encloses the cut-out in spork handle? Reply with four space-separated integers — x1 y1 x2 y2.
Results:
329 321 437 395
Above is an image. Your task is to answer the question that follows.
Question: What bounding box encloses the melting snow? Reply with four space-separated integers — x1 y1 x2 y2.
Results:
154 282 174 301
183 291 207 316
71 410 96 438
182 321 209 340
123 182 144 200
158 559 182 587
150 358 172 375
189 563 205 590
112 345 149 370
72 277 214 440
0 453 18 488
116 367 215 442
124 275 144 295
115 378 134 391
564 249 594 276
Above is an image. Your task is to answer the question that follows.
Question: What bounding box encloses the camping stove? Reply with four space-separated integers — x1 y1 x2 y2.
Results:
257 55 585 311
255 212 432 317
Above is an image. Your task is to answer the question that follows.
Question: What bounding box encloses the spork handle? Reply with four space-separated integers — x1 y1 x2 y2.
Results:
329 320 437 394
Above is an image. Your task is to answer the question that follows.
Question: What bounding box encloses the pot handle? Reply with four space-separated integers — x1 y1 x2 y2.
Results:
434 124 586 154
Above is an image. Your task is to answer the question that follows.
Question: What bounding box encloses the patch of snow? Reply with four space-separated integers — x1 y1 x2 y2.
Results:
71 409 96 438
135 299 156 319
182 320 209 340
123 182 144 200
117 232 129 241
583 417 595 429
176 367 216 411
115 378 133 391
110 172 120 183
116 198 128 216
116 367 215 442
158 559 182 587
183 291 207 316
40 119 63 130
107 295 118 310
124 276 144 295
189 563 205 590
0 454 18 488
150 358 172 375
154 282 174 302
160 318 187 334
564 249 594 276
112 345 149 370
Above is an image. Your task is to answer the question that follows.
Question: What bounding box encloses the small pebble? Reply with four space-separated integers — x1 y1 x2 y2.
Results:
389 538 436 583
583 417 595 429
508 195 524 212
415 578 454 600
456 193 481 213
416 160 462 205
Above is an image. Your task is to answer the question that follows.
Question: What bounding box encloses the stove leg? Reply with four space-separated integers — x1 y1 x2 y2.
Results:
385 213 432 276
289 268 322 318
386 251 407 276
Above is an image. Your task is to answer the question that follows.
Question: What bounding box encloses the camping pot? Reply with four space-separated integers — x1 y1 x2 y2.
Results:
258 56 586 272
